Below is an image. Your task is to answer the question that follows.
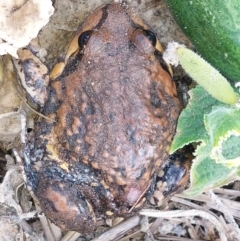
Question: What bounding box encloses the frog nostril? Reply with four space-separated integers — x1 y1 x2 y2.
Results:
78 30 93 49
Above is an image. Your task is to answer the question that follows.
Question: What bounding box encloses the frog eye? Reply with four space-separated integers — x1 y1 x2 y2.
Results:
144 29 156 47
78 30 93 49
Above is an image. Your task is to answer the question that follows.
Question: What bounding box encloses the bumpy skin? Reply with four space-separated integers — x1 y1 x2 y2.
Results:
21 3 181 233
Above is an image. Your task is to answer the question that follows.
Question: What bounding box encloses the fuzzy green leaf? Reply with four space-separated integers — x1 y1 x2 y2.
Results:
205 107 240 146
183 141 240 197
205 106 240 167
170 85 224 153
222 135 240 159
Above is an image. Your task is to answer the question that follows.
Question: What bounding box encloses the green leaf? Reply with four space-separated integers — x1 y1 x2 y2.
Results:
183 141 240 197
204 106 240 167
222 135 240 159
205 106 240 146
170 85 224 153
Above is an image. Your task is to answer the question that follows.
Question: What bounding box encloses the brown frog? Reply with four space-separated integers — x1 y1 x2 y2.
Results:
14 3 188 234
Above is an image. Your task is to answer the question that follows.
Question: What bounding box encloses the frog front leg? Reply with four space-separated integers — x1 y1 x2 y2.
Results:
12 48 50 110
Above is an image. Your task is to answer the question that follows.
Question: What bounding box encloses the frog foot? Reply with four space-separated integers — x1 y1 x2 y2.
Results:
149 150 191 207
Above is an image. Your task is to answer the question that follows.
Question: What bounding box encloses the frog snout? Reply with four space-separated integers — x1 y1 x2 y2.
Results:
36 177 96 233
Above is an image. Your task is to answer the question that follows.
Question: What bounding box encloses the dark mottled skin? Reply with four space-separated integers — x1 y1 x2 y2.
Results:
20 3 182 233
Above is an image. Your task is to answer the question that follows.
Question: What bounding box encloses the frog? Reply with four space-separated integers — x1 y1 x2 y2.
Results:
13 2 189 234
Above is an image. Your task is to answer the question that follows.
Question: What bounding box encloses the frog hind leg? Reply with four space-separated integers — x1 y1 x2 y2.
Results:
148 148 191 207
36 176 97 233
